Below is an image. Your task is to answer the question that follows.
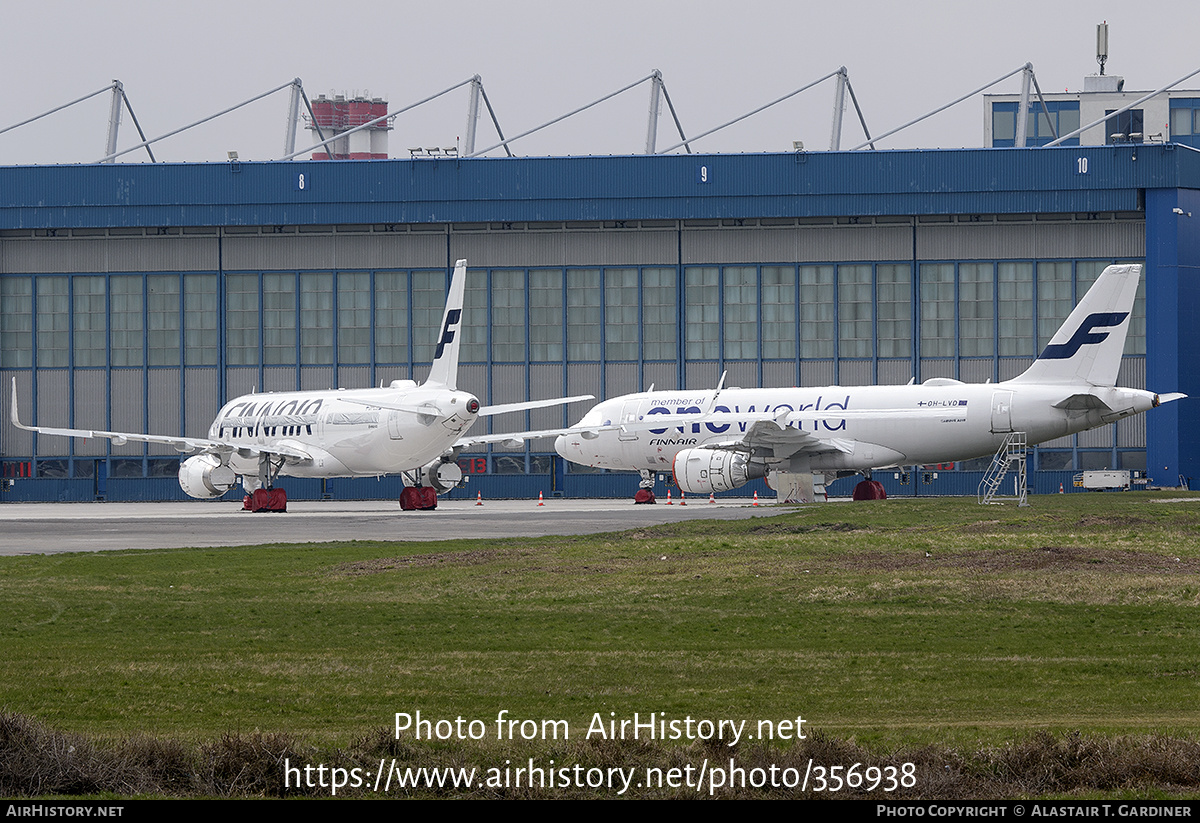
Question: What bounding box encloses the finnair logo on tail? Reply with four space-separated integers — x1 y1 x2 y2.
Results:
434 309 462 359
1039 312 1129 360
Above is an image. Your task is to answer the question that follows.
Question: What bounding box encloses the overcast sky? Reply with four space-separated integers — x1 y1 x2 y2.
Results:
3 0 1197 164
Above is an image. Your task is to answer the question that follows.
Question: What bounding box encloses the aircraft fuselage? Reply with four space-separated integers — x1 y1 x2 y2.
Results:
212 384 479 479
555 381 1159 473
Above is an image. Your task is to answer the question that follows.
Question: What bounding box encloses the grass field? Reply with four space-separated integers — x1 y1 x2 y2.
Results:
3 492 1199 797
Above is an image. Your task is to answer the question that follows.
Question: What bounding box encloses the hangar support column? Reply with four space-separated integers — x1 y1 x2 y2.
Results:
1145 186 1200 488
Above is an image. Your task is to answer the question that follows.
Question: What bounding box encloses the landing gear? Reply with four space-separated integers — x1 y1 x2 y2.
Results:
243 487 288 512
242 453 288 511
634 469 656 504
399 485 438 510
852 470 887 500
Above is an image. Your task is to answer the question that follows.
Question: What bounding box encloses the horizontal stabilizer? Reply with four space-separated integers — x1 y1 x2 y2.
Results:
478 395 594 417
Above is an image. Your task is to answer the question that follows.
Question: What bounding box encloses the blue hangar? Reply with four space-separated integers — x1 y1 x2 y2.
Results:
1 144 1197 501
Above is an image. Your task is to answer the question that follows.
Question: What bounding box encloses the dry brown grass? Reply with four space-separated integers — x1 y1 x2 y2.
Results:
3 712 1199 799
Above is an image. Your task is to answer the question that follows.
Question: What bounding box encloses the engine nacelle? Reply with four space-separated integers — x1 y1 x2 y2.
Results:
178 454 237 499
672 447 767 495
421 459 464 494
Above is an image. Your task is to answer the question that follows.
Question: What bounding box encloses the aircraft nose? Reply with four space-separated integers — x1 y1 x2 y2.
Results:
554 434 570 459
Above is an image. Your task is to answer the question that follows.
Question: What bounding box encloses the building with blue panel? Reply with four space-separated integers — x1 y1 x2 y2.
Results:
1 143 1198 501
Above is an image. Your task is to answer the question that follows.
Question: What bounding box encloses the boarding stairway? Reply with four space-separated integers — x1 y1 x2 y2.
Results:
977 431 1029 506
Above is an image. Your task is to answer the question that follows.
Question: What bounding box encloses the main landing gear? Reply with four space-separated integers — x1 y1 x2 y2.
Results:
852 470 887 500
634 469 656 504
399 485 438 510
242 453 288 512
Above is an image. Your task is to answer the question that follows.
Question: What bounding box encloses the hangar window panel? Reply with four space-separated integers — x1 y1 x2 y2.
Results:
958 263 994 357
1128 277 1146 356
494 455 526 474
761 265 796 360
183 275 218 367
875 264 912 359
460 272 488 363
1037 450 1073 471
262 273 297 366
641 268 676 361
567 269 601 361
1036 262 1073 349
0 277 33 368
1074 260 1145 355
411 270 446 364
1079 451 1115 471
73 276 106 368
110 275 143 368
919 264 955 358
1119 451 1147 472
802 265 836 359
374 271 408 364
604 268 638 361
147 275 181 367
337 272 371 365
299 273 334 365
723 266 758 360
998 262 1033 356
685 267 719 360
530 269 563 362
490 270 526 363
36 277 70 368
837 264 871 359
225 274 259 366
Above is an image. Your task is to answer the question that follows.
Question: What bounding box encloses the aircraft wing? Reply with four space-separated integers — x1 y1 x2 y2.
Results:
612 405 946 463
456 421 626 450
341 394 594 417
9 378 312 461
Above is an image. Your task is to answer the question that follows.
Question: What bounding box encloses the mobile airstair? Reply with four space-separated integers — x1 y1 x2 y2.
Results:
977 431 1029 506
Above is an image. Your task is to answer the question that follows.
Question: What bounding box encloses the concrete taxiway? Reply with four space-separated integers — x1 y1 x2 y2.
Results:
1 497 786 555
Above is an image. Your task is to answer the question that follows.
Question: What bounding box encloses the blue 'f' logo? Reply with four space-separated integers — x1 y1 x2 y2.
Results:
434 309 462 359
1039 312 1128 360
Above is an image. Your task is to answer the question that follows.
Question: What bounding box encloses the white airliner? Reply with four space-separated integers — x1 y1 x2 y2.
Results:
554 264 1184 502
10 259 590 511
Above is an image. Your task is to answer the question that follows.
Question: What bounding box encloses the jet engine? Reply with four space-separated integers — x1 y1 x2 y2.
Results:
672 447 767 494
178 454 237 499
421 458 464 494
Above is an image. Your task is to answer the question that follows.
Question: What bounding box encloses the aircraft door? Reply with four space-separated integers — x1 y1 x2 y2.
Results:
990 390 1014 433
617 400 642 442
388 410 405 440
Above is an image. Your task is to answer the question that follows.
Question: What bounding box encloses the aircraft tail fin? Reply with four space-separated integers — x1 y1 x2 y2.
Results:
424 259 468 390
1010 263 1141 387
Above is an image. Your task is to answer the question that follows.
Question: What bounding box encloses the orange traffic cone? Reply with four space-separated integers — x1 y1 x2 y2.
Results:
666 489 673 505
752 491 759 506
708 493 715 504
475 491 484 506
679 491 686 506
1059 483 1064 494
537 491 545 506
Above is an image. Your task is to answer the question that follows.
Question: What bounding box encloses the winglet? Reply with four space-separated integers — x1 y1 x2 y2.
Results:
10 377 31 432
424 259 468 390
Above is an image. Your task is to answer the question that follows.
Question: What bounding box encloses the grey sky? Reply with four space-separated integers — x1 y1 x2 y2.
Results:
4 0 1197 163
